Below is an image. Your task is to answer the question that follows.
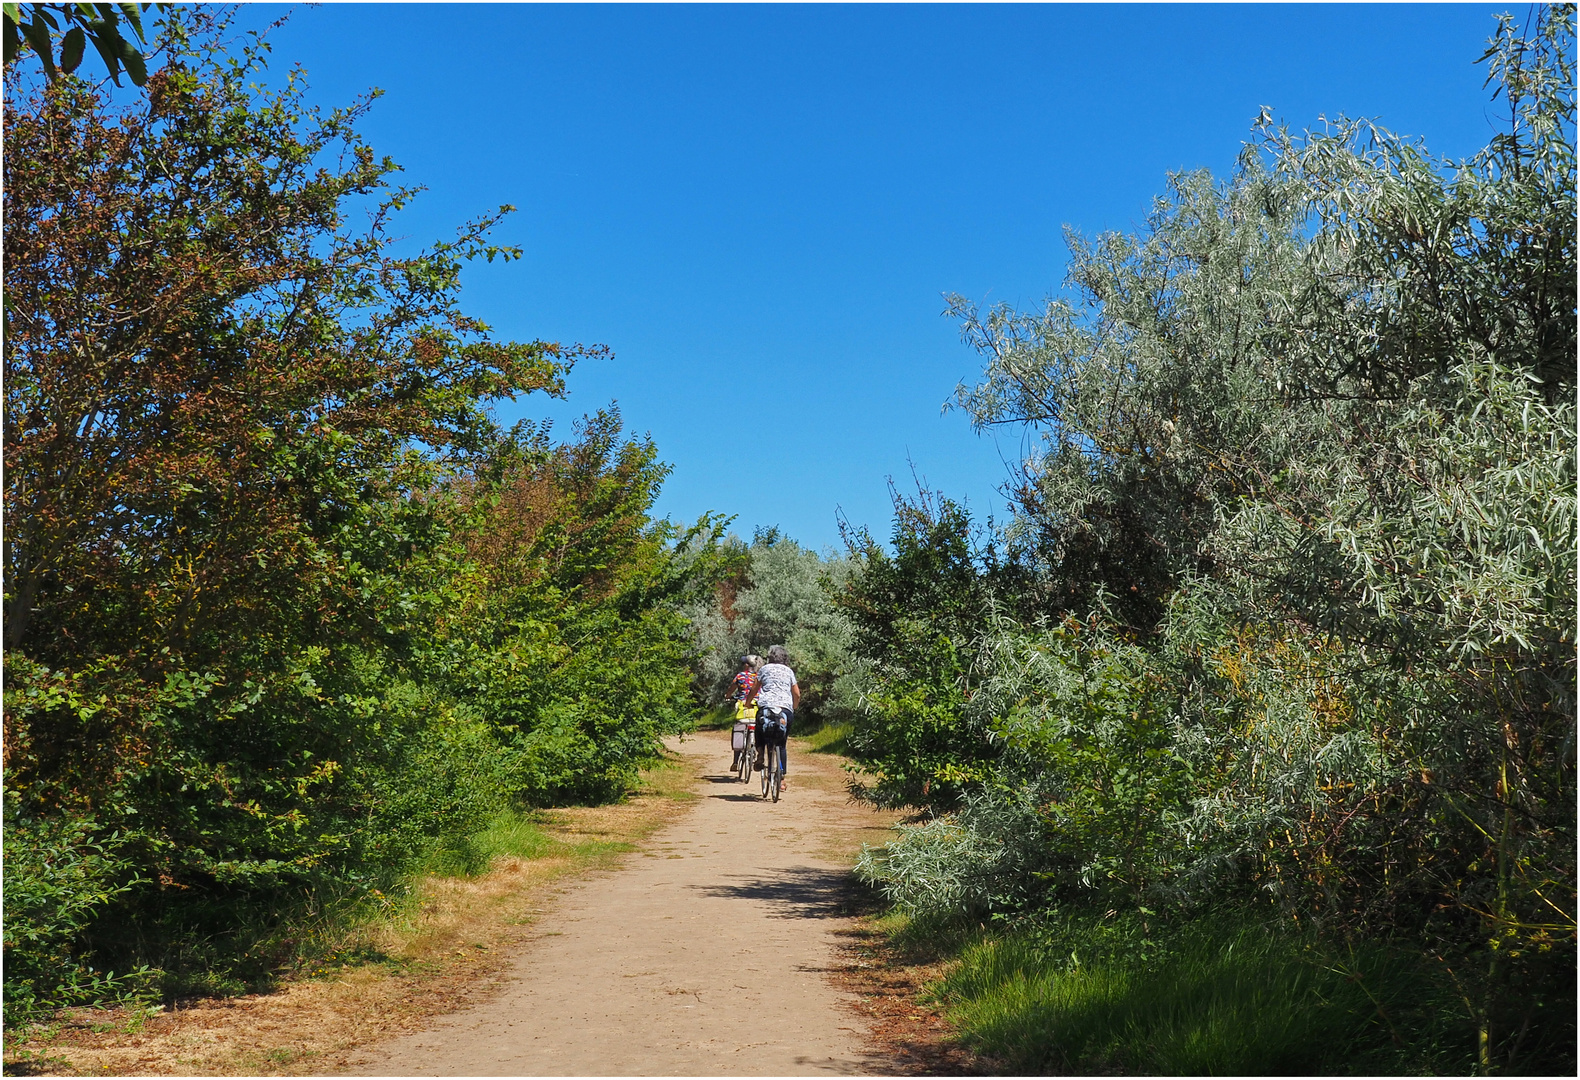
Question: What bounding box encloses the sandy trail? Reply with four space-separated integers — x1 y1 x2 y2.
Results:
337 728 896 1076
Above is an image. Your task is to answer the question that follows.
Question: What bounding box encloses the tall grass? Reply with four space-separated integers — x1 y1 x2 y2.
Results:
799 720 853 756
935 911 1475 1075
420 810 563 878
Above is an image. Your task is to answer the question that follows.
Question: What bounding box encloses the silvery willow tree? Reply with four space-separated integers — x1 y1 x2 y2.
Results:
687 529 863 728
859 7 1574 1070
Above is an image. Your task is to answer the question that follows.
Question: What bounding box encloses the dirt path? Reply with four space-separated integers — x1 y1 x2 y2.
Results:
335 728 897 1076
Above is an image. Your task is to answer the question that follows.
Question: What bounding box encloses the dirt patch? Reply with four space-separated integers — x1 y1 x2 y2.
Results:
334 729 900 1076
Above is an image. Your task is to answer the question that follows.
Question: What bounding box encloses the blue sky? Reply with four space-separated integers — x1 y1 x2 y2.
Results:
250 3 1511 552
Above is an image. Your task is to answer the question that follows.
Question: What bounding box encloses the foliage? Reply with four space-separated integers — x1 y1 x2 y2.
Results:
832 488 1029 811
436 410 728 805
686 529 861 730
1 798 157 1025
858 610 1192 915
2 8 724 1017
3 2 158 86
852 8 1575 1070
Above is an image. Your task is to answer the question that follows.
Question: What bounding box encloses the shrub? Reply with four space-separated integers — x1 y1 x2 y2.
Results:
2 800 156 1026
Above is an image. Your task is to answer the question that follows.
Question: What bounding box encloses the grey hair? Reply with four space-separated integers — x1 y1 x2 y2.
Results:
767 645 789 665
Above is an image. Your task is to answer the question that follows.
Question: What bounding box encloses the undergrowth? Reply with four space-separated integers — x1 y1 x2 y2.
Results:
800 720 852 756
420 810 564 878
928 908 1478 1076
4 744 700 1053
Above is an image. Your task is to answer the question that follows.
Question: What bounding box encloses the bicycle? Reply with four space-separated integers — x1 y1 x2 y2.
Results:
766 743 782 802
758 710 786 802
730 700 755 783
735 724 754 783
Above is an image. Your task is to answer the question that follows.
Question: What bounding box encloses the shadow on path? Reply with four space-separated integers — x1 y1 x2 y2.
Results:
692 866 855 920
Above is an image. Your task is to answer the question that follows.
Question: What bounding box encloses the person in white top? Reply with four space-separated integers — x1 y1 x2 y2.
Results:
753 644 799 787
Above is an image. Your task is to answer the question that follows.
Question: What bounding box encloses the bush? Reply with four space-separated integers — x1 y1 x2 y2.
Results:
2 800 156 1027
856 781 1054 921
358 688 515 872
844 11 1575 1069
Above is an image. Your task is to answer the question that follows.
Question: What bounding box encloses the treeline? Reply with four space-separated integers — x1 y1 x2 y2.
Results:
3 13 726 1020
831 10 1572 1074
686 528 863 728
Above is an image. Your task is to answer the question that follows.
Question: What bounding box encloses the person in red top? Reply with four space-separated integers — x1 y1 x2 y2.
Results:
731 655 760 705
729 656 760 773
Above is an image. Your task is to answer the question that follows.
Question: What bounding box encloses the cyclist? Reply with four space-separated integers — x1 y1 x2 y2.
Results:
753 645 799 790
732 655 762 705
729 656 760 772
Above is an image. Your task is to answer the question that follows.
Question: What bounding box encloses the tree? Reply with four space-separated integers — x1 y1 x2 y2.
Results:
437 410 731 805
860 6 1574 1070
3 8 579 1008
833 487 1014 811
685 529 862 731
4 2 160 86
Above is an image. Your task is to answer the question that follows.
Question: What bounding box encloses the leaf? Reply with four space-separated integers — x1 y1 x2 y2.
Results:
19 16 55 77
86 19 120 81
57 23 82 72
116 29 143 84
118 2 149 44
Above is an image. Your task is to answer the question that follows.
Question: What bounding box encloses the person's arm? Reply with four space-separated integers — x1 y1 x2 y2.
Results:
790 679 800 710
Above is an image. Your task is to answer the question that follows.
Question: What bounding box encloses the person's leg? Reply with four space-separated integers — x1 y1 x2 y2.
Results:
777 711 792 775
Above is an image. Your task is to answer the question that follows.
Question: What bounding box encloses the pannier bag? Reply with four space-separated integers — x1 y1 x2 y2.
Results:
731 722 748 751
758 707 788 746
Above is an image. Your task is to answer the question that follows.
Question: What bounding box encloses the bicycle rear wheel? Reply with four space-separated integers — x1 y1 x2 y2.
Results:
738 733 752 782
760 747 772 797
770 759 781 802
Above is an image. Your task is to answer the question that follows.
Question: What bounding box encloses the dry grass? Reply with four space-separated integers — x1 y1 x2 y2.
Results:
3 749 701 1077
829 912 990 1077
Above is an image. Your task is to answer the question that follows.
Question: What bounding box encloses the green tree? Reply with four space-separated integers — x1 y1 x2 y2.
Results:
3 8 577 1009
685 525 863 729
859 7 1574 1070
832 488 1018 811
4 2 159 85
436 409 730 805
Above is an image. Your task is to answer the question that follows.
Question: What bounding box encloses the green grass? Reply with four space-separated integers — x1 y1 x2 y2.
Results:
932 911 1476 1076
421 810 563 878
797 719 852 756
696 705 741 731
470 811 562 861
